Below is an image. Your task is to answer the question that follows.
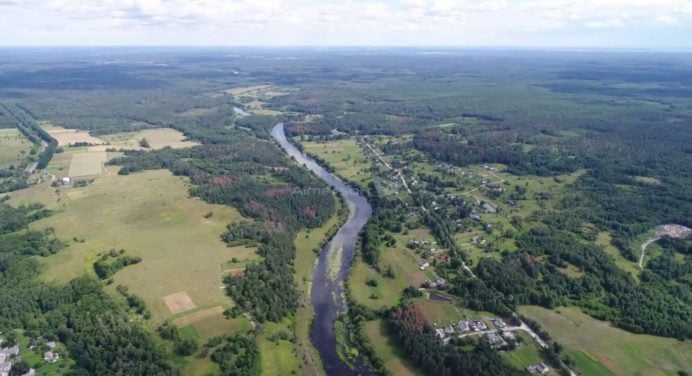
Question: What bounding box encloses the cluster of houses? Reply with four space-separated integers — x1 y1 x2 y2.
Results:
434 318 495 344
434 317 522 349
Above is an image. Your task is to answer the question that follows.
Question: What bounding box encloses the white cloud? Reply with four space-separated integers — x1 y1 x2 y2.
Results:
0 0 691 47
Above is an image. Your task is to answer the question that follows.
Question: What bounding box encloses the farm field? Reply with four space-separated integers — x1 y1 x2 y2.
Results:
300 138 375 186
8 168 257 330
518 306 692 376
363 320 421 376
91 128 199 151
0 128 32 166
45 124 106 146
67 150 106 177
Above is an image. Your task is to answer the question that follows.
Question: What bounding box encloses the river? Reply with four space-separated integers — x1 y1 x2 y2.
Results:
271 123 373 376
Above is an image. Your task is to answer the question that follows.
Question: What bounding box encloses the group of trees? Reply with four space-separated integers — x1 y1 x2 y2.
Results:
210 335 261 376
93 249 142 279
0 103 58 170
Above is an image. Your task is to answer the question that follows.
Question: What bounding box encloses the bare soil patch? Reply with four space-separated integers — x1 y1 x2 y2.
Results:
163 291 198 314
47 127 106 146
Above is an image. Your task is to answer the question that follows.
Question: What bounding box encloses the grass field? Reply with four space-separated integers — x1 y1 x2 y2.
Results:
363 320 421 376
68 151 106 177
502 331 557 375
349 227 437 310
257 336 300 376
301 138 374 186
91 128 199 151
10 168 257 331
518 306 692 376
411 296 495 327
0 128 32 166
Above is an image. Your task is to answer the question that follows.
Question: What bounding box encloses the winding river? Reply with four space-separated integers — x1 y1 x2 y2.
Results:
272 123 373 376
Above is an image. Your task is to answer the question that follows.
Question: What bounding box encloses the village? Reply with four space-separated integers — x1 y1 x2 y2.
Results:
433 318 551 375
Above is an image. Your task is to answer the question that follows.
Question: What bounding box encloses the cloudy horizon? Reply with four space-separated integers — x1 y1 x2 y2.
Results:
1 0 692 49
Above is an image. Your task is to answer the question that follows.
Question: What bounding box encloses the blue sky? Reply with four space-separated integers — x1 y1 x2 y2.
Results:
1 0 691 49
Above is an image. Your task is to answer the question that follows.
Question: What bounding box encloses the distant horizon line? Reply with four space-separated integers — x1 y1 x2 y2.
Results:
1 45 691 53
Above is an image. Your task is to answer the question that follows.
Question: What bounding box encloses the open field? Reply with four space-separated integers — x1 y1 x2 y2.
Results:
518 306 692 376
411 296 495 327
90 128 199 151
301 138 374 186
0 128 32 166
45 125 106 146
174 306 251 342
350 226 438 310
363 319 421 376
502 331 558 375
9 168 258 327
257 337 300 376
68 151 106 177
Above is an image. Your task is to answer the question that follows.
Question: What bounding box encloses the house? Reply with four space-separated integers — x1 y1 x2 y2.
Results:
419 261 430 271
444 326 455 336
527 363 550 374
485 333 507 349
482 202 497 213
502 331 516 340
457 320 471 333
43 351 59 363
492 318 506 329
435 329 445 339
61 177 71 185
